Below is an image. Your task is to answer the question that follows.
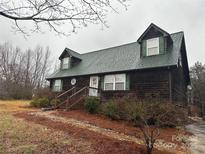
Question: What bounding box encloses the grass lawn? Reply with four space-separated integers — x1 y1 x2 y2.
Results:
0 100 33 112
0 100 92 154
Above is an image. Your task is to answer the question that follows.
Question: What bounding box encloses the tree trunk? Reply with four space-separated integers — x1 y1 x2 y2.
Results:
146 146 153 154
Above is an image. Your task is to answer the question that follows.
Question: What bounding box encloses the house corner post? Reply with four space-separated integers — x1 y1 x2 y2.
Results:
169 70 172 103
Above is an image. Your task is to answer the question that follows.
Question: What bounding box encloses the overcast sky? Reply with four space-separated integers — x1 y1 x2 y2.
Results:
0 0 205 66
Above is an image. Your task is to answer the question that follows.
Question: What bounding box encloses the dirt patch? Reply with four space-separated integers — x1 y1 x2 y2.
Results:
53 110 191 144
15 112 172 154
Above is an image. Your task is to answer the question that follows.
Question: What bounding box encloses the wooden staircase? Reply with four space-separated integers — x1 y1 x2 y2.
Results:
53 86 98 110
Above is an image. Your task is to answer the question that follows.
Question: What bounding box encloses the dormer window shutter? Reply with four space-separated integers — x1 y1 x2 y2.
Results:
141 40 147 57
159 36 165 54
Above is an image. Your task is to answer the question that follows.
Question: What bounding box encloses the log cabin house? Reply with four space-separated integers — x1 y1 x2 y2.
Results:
47 23 190 106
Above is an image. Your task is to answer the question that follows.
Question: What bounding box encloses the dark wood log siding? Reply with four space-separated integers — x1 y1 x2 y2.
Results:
100 69 170 101
131 70 170 99
171 38 189 105
62 76 90 91
100 91 135 101
172 66 187 104
50 68 187 103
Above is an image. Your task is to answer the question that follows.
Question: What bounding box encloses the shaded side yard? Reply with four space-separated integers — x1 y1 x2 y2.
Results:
0 100 191 154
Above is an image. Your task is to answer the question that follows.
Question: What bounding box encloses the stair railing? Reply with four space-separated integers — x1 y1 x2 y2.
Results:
54 86 102 110
65 86 88 110
54 87 76 109
56 87 75 99
65 86 101 110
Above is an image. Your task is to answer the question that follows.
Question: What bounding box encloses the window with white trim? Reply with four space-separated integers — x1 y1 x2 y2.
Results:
62 57 70 69
146 38 159 56
104 75 115 90
53 79 62 92
104 74 126 91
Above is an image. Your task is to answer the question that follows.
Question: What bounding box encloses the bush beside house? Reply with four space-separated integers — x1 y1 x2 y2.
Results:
100 100 120 120
30 88 60 108
84 97 100 113
30 98 50 108
30 91 188 128
83 97 188 127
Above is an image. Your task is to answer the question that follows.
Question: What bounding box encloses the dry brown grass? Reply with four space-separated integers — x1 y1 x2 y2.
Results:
0 100 37 112
0 113 93 154
0 100 93 154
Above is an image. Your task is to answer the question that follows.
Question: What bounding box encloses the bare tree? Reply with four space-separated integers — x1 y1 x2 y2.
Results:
0 0 127 35
138 118 160 154
133 101 187 154
30 46 51 88
190 61 205 116
0 42 52 99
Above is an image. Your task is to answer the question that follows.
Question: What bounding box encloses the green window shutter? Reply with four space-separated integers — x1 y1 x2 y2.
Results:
141 40 147 57
52 80 56 91
100 76 104 90
159 37 165 54
60 80 63 91
126 74 130 90
164 37 167 52
60 60 63 70
51 80 54 90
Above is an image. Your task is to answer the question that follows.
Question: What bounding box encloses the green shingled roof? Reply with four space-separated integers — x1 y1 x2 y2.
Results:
47 32 184 79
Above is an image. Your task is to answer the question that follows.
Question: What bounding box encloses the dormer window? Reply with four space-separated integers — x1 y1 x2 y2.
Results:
59 48 82 70
62 57 70 69
138 23 172 57
146 38 159 56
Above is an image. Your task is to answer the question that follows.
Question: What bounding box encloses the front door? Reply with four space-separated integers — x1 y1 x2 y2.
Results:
89 76 99 96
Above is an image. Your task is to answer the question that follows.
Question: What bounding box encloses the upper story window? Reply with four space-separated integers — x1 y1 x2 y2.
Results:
146 38 159 56
104 74 126 91
62 57 70 69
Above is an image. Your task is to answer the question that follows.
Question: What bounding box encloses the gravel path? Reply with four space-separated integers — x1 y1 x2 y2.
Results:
186 121 205 154
29 111 188 153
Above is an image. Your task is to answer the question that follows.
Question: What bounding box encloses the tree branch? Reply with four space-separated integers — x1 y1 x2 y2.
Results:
0 0 128 35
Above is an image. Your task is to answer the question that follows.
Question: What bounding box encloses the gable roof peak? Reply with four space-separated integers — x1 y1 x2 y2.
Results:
137 23 170 43
59 47 81 60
